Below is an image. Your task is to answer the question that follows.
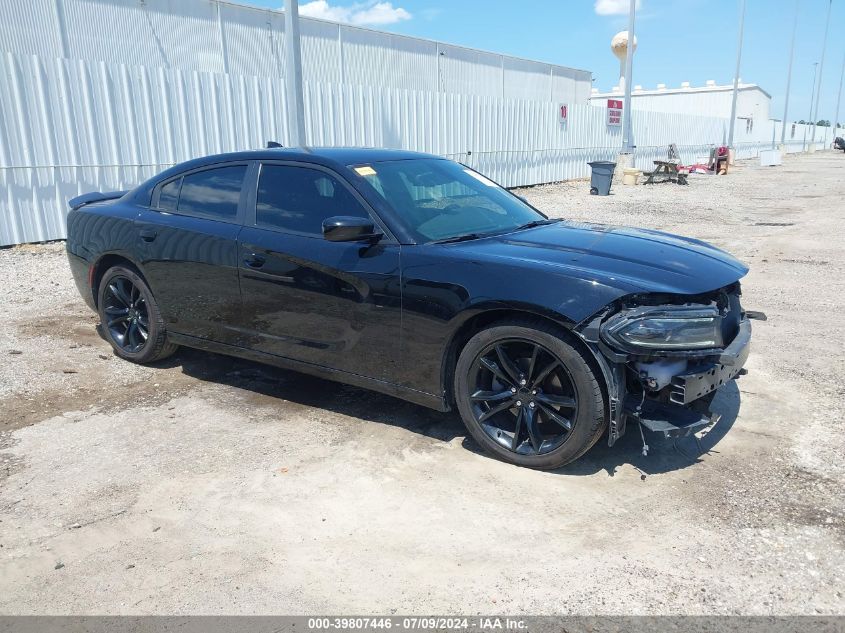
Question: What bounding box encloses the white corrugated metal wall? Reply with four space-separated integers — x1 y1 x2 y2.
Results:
0 0 593 97
0 0 837 246
2 49 828 246
591 86 772 125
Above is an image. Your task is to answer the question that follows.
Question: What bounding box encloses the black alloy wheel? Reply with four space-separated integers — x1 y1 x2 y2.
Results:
97 265 178 364
454 321 606 469
103 276 149 353
469 339 577 455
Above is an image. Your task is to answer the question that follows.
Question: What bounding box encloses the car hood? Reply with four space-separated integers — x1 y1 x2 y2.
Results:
462 221 749 296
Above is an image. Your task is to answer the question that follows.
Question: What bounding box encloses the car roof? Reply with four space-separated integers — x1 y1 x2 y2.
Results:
293 147 442 164
175 147 443 172
129 147 447 209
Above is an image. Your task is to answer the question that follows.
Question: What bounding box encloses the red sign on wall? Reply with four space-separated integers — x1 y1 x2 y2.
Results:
607 99 623 127
558 103 568 128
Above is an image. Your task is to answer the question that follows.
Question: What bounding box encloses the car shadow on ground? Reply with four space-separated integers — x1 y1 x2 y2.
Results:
156 347 466 441
155 347 740 477
550 381 741 477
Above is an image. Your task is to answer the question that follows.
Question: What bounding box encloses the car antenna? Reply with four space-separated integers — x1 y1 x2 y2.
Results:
266 141 284 148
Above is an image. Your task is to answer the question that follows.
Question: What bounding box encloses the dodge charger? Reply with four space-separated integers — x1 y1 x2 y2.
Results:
66 148 762 469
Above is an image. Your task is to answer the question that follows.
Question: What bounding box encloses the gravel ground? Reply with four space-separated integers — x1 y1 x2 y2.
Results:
0 152 843 615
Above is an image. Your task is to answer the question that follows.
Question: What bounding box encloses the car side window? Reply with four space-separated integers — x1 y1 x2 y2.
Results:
158 178 181 211
175 165 246 220
154 166 246 218
256 165 370 235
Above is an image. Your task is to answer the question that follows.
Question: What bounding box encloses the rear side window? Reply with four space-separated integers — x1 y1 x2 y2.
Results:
156 165 247 220
178 165 246 219
158 179 180 211
256 165 369 235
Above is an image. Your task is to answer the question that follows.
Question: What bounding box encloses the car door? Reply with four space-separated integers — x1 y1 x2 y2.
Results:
236 161 402 382
136 162 250 345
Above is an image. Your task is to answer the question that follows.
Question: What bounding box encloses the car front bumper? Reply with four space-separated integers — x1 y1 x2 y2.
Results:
668 317 751 406
622 317 753 438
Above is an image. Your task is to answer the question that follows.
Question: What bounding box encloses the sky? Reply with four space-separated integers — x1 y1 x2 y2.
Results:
240 0 845 125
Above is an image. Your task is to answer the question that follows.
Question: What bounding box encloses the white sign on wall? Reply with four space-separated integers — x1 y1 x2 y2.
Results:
558 103 568 128
607 99 623 127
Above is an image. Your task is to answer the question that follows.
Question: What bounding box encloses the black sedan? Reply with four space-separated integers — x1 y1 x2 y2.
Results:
66 148 760 469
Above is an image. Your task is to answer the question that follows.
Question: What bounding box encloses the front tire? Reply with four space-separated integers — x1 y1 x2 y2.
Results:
454 320 606 469
97 265 177 364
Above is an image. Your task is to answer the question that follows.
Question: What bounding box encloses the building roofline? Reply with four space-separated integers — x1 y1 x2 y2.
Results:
591 84 771 99
213 0 593 77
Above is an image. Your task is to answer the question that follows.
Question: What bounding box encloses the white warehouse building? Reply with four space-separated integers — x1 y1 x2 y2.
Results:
590 81 772 133
4 0 814 248
0 0 594 103
0 0 597 246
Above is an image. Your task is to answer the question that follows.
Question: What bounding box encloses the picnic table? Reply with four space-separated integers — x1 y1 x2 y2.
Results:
643 160 688 185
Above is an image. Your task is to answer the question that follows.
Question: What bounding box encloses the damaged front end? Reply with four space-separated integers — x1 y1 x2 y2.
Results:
576 282 766 448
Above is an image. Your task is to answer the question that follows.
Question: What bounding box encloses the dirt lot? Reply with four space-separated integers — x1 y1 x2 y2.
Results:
1 152 843 615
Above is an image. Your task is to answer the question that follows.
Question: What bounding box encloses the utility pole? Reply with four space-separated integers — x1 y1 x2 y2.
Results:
284 0 306 147
727 0 746 149
780 0 799 146
834 50 845 138
810 0 832 145
804 62 819 152
621 0 636 152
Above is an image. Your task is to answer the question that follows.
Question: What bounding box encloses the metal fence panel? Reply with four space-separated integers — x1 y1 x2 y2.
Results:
0 50 839 246
0 0 592 102
219 1 285 79
61 0 224 72
0 0 65 59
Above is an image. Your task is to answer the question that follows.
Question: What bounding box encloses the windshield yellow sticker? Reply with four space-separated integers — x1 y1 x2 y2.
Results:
463 169 496 187
354 165 377 176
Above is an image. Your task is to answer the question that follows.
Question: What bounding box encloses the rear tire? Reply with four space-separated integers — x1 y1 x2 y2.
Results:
454 320 606 469
97 265 178 364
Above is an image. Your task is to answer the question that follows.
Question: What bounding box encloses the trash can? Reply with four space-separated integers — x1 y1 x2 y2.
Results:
587 161 616 195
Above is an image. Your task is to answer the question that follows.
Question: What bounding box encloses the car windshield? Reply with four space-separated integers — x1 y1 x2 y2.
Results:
350 158 546 242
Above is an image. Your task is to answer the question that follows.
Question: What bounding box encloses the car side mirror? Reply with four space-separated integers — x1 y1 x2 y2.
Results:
322 216 382 242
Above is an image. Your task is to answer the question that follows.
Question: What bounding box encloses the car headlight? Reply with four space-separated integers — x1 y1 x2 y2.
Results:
601 306 724 351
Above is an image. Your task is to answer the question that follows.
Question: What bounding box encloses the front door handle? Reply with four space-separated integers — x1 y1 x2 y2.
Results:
243 254 266 269
139 229 157 242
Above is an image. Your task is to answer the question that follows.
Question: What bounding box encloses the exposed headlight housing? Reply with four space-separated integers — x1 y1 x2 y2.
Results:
601 305 724 352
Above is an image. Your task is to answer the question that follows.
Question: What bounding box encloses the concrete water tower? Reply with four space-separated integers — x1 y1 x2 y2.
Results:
611 31 637 93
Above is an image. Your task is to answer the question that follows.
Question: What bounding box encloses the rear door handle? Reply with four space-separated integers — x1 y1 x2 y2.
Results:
243 254 266 269
139 229 157 242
